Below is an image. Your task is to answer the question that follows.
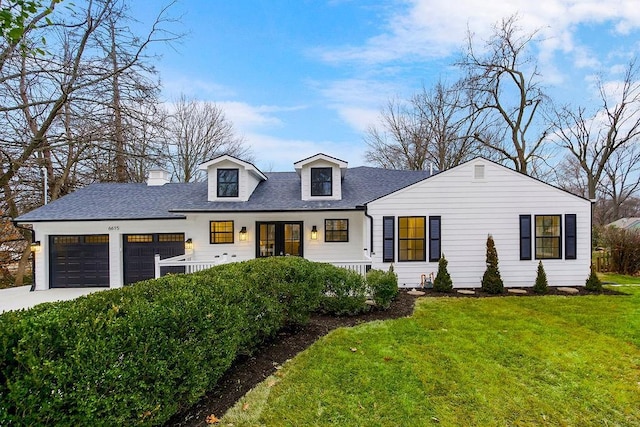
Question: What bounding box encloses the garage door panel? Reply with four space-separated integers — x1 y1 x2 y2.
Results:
49 235 110 288
123 233 185 285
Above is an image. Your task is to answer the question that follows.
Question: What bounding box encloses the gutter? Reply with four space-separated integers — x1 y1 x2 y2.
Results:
11 220 36 292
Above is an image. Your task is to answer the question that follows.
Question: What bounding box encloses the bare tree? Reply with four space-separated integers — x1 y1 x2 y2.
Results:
163 95 252 182
365 80 487 171
459 15 551 175
551 59 640 203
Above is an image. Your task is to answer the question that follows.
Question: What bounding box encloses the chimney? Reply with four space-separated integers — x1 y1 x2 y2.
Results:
147 169 170 186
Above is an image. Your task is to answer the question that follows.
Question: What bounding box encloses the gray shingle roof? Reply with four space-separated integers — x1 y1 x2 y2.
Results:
16 166 431 222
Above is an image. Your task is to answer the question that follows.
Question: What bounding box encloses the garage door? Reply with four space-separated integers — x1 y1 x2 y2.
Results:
123 233 185 285
49 235 110 288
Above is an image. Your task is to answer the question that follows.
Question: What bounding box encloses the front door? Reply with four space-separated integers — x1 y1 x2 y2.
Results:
256 222 303 257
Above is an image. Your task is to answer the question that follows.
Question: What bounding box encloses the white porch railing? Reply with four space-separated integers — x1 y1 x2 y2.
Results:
154 254 372 279
154 253 235 278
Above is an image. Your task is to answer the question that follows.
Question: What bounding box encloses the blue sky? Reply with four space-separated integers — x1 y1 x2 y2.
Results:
131 0 640 172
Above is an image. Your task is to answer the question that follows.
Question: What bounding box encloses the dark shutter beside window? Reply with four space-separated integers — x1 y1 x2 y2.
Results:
565 214 577 260
429 216 441 262
383 216 394 262
520 215 532 260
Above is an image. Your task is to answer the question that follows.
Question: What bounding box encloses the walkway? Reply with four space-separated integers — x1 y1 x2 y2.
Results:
0 286 104 313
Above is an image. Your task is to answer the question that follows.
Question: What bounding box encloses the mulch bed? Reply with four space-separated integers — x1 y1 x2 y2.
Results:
165 286 624 426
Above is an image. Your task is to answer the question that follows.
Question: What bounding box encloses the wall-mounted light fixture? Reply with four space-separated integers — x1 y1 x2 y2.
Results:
239 226 247 241
30 241 41 253
185 238 193 250
311 225 318 240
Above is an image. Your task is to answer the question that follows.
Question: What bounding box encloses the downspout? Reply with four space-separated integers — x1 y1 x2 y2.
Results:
363 204 374 256
12 220 36 292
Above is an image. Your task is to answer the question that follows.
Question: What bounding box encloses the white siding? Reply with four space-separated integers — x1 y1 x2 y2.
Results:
32 212 368 290
187 211 366 262
367 159 592 288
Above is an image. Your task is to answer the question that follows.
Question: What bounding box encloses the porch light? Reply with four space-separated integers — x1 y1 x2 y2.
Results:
30 241 41 253
239 226 247 241
185 238 193 250
311 225 318 240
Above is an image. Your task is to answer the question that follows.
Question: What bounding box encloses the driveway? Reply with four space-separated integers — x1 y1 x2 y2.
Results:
0 286 104 313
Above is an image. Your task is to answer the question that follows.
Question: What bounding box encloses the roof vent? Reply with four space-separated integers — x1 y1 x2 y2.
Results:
474 164 485 180
147 169 170 186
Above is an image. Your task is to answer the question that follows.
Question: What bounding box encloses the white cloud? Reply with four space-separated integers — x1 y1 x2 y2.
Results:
316 0 640 72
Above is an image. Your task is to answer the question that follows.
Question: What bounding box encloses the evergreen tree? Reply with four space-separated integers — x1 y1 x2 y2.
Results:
532 260 548 294
481 235 504 294
585 264 603 292
433 255 453 292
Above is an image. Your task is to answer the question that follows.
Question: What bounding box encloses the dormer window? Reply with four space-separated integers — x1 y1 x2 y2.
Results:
311 167 332 196
217 169 239 197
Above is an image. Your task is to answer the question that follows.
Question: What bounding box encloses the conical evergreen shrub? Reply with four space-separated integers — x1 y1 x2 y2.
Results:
481 235 504 294
532 260 548 294
585 264 603 292
433 255 453 292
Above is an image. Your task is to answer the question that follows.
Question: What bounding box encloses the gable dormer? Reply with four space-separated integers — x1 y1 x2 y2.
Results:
294 153 348 201
199 155 267 202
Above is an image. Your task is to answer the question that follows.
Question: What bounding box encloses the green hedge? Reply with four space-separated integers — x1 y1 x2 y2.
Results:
316 263 369 316
366 268 398 309
0 257 334 426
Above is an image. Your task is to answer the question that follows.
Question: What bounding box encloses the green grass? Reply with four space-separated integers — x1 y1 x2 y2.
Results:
598 272 640 285
222 287 640 426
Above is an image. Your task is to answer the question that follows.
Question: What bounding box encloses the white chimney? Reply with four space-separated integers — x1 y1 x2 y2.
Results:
147 169 170 186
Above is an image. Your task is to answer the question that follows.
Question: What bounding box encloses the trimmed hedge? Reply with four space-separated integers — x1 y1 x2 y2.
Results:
0 257 339 426
366 268 398 309
316 263 369 316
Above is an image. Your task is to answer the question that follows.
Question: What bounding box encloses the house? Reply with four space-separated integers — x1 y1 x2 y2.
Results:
607 217 640 231
16 153 592 290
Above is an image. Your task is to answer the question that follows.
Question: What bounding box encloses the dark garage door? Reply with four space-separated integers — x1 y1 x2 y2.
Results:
123 233 185 285
49 235 110 288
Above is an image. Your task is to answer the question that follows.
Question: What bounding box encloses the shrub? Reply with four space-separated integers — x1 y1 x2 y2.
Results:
601 226 640 275
0 256 325 426
366 267 398 309
316 264 368 315
433 255 453 292
532 261 548 294
585 264 603 292
481 235 504 294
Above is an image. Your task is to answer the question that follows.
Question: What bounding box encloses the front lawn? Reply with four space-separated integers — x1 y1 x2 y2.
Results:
223 287 640 426
599 272 640 285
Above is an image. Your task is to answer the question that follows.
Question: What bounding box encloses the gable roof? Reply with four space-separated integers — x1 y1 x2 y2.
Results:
198 154 268 181
16 166 431 222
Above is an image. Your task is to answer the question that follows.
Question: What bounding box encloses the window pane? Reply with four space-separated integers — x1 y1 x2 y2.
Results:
535 215 561 259
325 219 348 242
398 216 425 262
311 167 332 196
217 169 239 197
210 221 234 244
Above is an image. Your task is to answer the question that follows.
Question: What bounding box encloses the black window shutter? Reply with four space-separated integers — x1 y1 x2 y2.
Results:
429 216 441 262
565 214 577 260
520 215 532 260
383 216 394 262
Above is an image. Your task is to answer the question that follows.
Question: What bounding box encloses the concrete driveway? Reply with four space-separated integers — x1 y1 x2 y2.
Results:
0 286 104 313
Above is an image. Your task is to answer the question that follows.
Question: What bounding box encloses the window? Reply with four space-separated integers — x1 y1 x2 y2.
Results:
429 216 441 262
325 219 348 242
520 215 532 260
398 216 426 262
535 215 561 259
565 214 577 260
217 169 239 197
210 220 234 244
383 216 394 262
311 167 332 196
